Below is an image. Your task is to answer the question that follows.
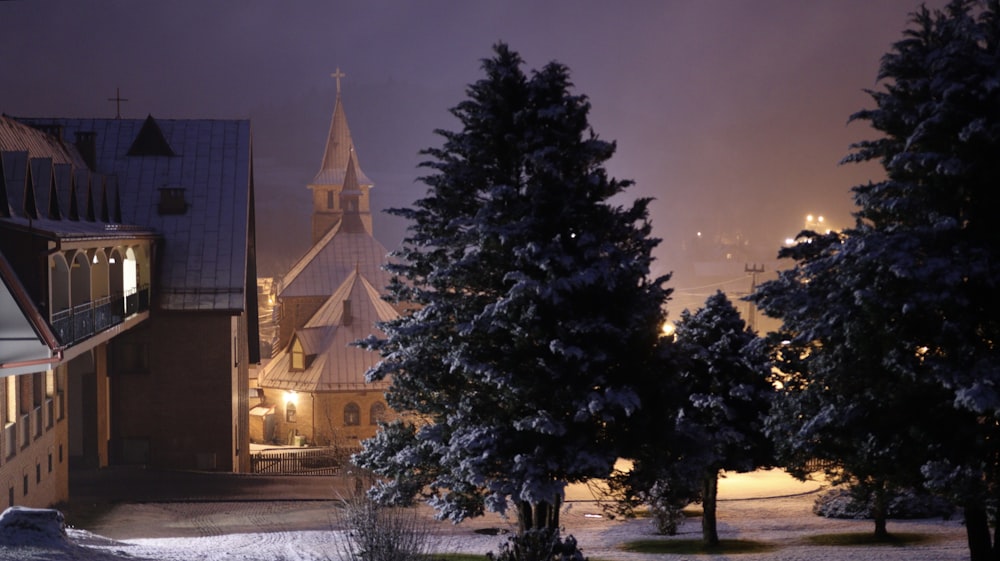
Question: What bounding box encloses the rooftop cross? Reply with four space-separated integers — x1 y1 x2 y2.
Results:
107 87 128 119
331 68 346 95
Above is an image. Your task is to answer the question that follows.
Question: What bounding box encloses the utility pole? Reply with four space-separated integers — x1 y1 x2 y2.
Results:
744 263 765 332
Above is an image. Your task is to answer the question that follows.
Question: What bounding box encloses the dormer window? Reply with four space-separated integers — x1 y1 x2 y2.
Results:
290 338 305 371
158 187 188 215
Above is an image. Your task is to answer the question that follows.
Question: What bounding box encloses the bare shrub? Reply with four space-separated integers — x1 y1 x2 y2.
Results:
334 482 432 561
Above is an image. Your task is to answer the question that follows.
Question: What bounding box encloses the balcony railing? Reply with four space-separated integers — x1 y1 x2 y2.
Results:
50 284 150 345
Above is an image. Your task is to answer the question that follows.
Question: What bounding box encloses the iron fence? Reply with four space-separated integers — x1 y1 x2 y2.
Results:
250 447 359 475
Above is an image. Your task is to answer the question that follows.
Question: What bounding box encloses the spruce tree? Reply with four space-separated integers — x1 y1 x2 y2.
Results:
356 43 671 545
671 291 773 546
752 1 1000 556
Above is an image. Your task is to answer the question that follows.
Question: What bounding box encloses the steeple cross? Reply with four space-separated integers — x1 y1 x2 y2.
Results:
331 67 346 94
107 87 128 119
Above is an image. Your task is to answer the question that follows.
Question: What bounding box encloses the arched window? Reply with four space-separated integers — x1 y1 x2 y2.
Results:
344 402 360 426
370 402 386 425
286 402 297 423
290 338 305 371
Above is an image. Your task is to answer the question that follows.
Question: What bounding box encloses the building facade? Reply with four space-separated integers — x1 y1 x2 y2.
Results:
1 112 258 507
1 115 157 506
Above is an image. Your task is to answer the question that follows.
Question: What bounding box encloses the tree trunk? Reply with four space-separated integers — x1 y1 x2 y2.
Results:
516 496 562 535
871 483 889 540
964 502 999 561
702 470 720 546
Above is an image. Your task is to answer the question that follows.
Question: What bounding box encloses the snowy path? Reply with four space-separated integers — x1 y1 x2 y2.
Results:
0 470 973 560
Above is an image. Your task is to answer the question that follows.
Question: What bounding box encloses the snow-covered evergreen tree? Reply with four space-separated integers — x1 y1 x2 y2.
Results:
355 43 671 542
602 292 771 544
753 1 1000 557
670 291 773 546
752 228 964 539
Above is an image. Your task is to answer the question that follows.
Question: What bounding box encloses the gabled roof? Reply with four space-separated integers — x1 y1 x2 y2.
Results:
259 269 397 392
310 93 372 188
0 115 85 169
304 267 398 328
127 115 176 157
277 214 391 299
1 115 152 241
17 116 254 311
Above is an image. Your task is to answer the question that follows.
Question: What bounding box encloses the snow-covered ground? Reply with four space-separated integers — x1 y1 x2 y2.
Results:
0 471 972 561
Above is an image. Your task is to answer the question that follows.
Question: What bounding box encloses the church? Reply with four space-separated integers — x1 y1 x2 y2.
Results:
256 73 398 451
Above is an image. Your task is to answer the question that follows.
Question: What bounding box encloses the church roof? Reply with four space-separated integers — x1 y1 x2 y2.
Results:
16 116 254 312
277 213 392 299
310 93 372 188
259 268 397 392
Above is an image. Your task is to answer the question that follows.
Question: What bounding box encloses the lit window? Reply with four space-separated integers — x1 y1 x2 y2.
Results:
344 403 360 426
290 339 305 371
286 402 297 423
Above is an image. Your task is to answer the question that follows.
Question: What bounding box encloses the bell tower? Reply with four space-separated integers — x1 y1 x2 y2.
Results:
308 68 373 242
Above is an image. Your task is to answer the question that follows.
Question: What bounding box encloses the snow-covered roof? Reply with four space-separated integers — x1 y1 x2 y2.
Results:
0 116 84 169
16 116 254 312
259 269 396 392
277 216 392 299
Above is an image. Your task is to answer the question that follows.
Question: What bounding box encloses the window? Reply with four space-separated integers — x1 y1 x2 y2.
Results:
327 190 335 209
286 402 297 423
370 402 386 425
157 187 188 215
32 372 43 408
290 339 305 371
344 403 360 426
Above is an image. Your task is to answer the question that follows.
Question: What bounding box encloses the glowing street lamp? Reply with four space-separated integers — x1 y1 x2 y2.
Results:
661 322 676 339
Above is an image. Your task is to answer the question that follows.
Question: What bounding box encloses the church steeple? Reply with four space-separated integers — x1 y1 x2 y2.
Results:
309 68 373 243
338 152 371 234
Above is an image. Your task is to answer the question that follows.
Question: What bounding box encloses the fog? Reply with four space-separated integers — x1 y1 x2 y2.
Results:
0 1 939 311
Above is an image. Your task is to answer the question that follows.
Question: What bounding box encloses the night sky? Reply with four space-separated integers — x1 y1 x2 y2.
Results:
1 1 939 308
